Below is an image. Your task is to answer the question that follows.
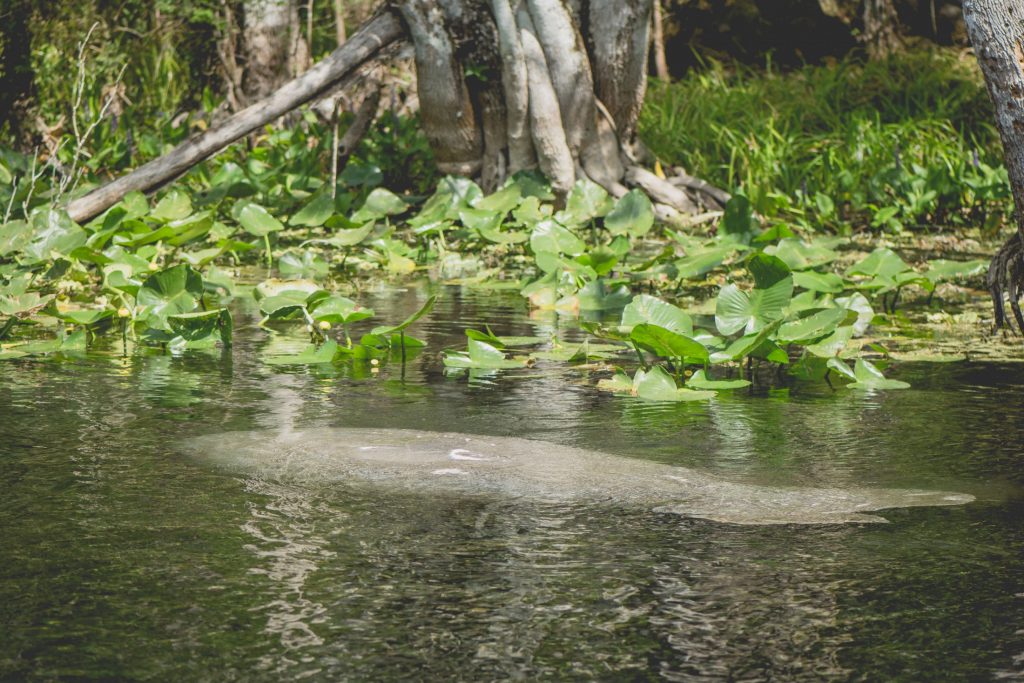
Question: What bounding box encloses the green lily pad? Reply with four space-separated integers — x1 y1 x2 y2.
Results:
844 358 910 390
562 177 613 225
309 295 374 324
846 247 911 279
530 219 586 256
605 189 654 237
925 259 988 283
599 366 715 401
474 184 522 213
686 369 751 390
279 251 330 279
303 222 375 248
766 238 839 270
715 277 793 336
804 325 855 358
777 307 851 344
352 188 408 221
137 264 204 329
167 308 232 347
631 323 709 363
793 270 845 294
150 190 193 222
370 295 436 336
290 188 335 227
264 339 342 365
0 292 54 317
674 245 737 280
620 294 693 336
236 203 284 236
443 339 524 369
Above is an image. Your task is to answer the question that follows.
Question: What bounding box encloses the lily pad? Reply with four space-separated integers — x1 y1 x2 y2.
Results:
137 264 204 329
715 277 793 336
631 323 709 363
620 294 693 336
443 339 524 369
686 369 751 390
599 366 715 402
605 189 654 237
309 295 374 324
370 295 437 336
290 188 335 227
236 202 284 237
264 339 342 366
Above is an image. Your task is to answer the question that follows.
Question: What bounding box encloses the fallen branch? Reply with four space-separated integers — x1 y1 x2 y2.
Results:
338 84 382 168
67 10 405 224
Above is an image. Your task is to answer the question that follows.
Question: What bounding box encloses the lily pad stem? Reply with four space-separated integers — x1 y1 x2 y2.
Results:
263 234 273 269
632 342 649 371
0 317 15 341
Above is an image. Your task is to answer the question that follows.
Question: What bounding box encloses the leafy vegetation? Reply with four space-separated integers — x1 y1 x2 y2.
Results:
0 48 1015 403
640 51 1011 235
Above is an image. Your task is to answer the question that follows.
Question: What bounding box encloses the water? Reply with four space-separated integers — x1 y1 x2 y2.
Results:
2 284 1023 681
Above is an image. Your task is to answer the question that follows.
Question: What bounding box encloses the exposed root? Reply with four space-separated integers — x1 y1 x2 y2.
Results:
668 169 732 210
989 232 1024 334
490 0 535 174
517 8 575 199
625 166 698 214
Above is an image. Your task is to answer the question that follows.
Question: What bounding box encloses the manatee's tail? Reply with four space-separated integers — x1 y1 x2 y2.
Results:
652 485 975 526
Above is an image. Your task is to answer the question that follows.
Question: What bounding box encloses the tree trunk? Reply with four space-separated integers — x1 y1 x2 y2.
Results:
652 0 669 80
241 0 310 103
963 0 1024 332
334 0 348 46
0 0 36 147
862 0 902 58
398 0 693 206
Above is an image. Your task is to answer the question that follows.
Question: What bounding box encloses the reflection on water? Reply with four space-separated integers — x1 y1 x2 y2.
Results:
1 283 1023 680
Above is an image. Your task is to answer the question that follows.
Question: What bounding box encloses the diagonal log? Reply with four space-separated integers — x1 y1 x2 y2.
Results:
67 10 405 225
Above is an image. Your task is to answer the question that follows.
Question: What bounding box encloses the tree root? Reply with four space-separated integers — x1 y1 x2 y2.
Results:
989 232 1024 334
668 169 731 209
66 1 723 226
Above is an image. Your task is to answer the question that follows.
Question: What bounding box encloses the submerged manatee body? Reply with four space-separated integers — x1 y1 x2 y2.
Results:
182 428 973 525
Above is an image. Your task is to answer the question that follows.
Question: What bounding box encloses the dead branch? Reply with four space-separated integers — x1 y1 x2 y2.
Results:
67 10 405 225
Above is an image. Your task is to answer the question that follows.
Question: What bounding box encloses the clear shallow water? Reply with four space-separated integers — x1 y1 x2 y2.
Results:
1 284 1023 681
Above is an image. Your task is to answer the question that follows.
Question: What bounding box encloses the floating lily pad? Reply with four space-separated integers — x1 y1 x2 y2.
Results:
444 339 524 369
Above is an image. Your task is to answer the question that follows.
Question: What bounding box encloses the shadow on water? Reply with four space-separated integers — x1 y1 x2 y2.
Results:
1 284 1023 680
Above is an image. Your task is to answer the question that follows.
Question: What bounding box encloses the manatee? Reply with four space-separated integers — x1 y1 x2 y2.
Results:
181 428 974 525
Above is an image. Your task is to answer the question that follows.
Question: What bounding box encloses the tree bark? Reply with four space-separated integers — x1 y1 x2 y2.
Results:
862 0 903 59
651 0 669 81
964 0 1024 332
0 0 36 147
241 0 310 102
67 11 404 224
334 0 348 46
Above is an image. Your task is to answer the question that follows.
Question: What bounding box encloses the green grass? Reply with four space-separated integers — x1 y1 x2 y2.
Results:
639 49 1011 233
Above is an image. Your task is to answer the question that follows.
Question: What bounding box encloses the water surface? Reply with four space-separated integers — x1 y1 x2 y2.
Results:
2 284 1023 680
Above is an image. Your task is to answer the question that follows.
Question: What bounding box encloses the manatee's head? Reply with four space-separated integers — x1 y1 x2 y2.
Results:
181 428 510 481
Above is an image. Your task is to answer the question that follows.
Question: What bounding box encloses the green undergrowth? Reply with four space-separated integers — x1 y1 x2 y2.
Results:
640 50 1011 234
0 48 1017 402
0 160 1009 400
